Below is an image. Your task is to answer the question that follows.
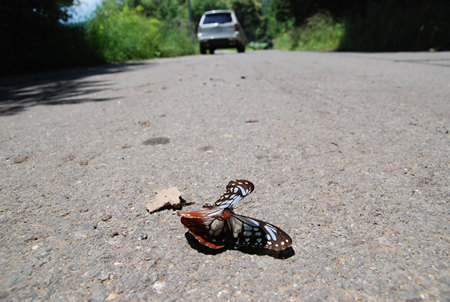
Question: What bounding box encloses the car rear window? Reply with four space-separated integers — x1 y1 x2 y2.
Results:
203 13 232 24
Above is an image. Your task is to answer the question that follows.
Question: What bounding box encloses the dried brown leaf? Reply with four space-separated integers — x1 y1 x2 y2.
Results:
146 187 184 213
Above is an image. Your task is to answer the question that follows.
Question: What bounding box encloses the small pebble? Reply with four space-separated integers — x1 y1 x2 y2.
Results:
143 137 170 146
140 234 148 240
152 281 165 293
106 292 118 300
101 214 112 221
98 272 110 282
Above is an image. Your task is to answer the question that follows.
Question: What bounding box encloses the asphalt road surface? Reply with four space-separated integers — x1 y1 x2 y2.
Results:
1 50 449 301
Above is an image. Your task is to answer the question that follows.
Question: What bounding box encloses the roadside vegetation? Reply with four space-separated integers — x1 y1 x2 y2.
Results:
1 0 449 75
274 13 344 51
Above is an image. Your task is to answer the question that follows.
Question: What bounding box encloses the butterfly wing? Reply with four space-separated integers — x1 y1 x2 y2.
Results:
205 180 255 209
229 212 292 251
177 209 232 249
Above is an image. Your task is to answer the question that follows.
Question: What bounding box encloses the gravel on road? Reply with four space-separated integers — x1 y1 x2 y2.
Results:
0 50 449 301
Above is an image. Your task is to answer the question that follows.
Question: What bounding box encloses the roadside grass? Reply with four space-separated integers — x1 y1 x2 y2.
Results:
158 23 198 57
85 2 197 62
248 41 273 50
85 4 161 62
274 13 344 51
274 1 450 52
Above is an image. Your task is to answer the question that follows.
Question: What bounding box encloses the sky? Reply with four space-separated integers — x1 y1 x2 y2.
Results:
66 0 102 23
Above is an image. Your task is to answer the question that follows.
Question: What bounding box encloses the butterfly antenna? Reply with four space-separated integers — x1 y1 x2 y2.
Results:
237 197 252 209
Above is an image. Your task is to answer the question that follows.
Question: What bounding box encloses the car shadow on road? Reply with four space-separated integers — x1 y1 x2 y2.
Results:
0 61 151 116
184 232 295 259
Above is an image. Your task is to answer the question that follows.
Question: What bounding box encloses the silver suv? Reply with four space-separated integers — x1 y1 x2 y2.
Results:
197 10 246 54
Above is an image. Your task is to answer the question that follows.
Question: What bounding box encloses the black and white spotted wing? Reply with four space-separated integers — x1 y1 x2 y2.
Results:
178 207 292 251
229 212 292 251
204 180 255 209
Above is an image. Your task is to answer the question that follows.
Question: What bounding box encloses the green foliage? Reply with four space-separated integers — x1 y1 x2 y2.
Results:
124 0 197 57
158 23 197 57
127 0 186 21
338 0 450 51
2 0 450 75
270 0 450 52
274 13 344 51
270 0 291 23
270 0 360 25
228 0 263 41
86 1 160 62
190 0 230 24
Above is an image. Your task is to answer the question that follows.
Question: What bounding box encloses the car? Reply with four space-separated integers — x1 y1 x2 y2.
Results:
197 10 246 54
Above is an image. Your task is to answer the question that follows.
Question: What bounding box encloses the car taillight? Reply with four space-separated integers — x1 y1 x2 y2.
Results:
234 24 239 31
197 26 201 33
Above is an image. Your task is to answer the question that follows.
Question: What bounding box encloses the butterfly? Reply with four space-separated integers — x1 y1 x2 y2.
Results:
178 180 292 251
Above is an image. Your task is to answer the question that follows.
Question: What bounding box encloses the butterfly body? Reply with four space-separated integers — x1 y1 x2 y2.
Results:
178 180 292 251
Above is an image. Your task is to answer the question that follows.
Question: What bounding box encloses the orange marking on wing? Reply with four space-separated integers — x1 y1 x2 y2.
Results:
182 225 225 249
177 209 218 218
178 209 227 249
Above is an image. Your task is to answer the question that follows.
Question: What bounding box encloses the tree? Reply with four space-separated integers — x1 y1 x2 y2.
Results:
0 0 77 73
190 0 229 24
229 0 263 40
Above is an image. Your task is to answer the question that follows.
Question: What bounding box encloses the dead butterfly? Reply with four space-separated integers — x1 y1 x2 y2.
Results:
178 180 292 251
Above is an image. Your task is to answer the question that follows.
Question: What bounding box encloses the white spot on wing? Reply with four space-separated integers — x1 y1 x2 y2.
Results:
210 219 220 230
236 185 245 195
264 224 278 241
231 219 242 238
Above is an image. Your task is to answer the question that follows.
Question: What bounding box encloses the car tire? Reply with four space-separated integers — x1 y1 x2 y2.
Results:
237 44 245 53
209 48 215 55
200 44 207 54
